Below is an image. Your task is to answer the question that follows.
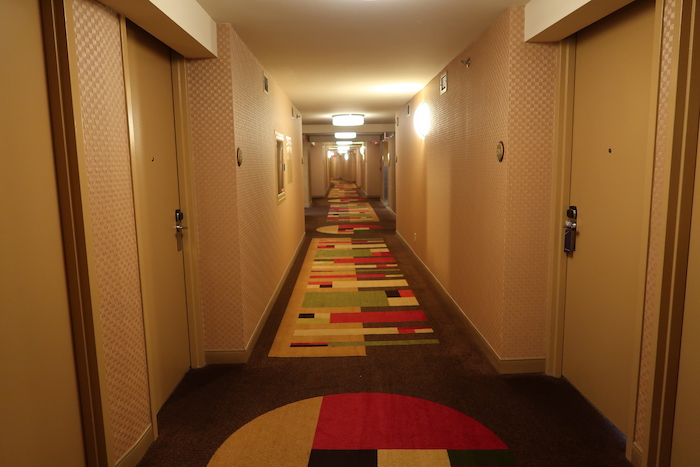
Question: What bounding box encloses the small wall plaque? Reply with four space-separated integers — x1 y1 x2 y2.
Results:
496 141 505 163
237 147 243 166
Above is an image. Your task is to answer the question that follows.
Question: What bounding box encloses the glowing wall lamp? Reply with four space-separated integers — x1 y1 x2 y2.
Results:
414 102 431 140
332 114 364 126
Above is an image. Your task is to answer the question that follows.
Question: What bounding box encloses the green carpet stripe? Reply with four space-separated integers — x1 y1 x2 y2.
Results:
302 291 389 308
329 339 440 347
447 449 518 466
315 249 377 258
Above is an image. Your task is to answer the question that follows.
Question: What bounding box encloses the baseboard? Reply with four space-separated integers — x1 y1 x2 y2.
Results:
204 234 307 365
395 231 545 375
205 349 249 364
116 425 154 467
629 441 643 466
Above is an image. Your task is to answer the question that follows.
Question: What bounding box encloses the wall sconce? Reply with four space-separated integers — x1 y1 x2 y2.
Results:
414 102 431 140
460 58 471 68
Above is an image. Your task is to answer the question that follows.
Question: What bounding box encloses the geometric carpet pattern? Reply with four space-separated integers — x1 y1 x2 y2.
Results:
327 202 380 222
207 393 518 466
269 237 439 357
316 224 384 235
325 179 380 223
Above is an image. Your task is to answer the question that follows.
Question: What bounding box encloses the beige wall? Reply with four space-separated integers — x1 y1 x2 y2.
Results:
186 25 244 351
0 1 86 464
187 24 305 353
396 6 557 361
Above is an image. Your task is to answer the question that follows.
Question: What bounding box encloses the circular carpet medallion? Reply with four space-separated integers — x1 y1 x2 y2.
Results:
316 225 383 235
208 393 517 467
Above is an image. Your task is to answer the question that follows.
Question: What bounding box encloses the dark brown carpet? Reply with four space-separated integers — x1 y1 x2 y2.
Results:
137 186 632 467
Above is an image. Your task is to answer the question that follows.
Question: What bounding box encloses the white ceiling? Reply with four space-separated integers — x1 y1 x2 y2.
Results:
196 0 529 127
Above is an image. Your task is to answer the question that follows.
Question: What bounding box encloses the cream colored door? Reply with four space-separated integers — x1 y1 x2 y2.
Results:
670 126 700 465
126 22 190 412
0 1 86 464
562 0 654 437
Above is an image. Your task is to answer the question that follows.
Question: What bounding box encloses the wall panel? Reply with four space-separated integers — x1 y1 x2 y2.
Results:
71 0 151 460
187 24 305 352
396 7 557 360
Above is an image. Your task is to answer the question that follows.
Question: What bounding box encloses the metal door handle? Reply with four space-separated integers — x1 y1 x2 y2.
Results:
564 206 578 254
175 225 188 231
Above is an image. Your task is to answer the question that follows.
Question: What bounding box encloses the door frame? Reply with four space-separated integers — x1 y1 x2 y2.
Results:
119 16 205 433
546 0 664 459
39 0 114 464
643 0 700 465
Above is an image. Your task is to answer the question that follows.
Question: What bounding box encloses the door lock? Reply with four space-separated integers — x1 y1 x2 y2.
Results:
175 209 186 251
564 205 577 255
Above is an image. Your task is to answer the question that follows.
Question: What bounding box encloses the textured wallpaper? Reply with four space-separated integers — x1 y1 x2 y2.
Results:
635 0 678 450
71 0 152 461
229 26 305 346
396 7 556 360
503 9 557 359
186 25 244 350
187 25 305 351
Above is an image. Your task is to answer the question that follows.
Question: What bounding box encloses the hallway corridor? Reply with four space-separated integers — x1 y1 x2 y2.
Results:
137 180 633 467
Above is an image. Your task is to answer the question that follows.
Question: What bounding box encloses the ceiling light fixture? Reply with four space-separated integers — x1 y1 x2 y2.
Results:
332 114 364 126
335 132 357 139
336 141 353 146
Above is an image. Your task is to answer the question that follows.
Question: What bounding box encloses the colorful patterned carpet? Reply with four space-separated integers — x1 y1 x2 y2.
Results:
207 393 517 467
269 237 438 357
320 179 380 230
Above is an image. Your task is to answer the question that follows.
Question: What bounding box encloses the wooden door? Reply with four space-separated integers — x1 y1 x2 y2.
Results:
1 1 86 464
562 0 655 437
125 21 190 412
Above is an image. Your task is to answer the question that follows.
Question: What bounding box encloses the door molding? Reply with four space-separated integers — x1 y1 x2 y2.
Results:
547 0 663 459
171 55 206 370
39 0 113 464
644 0 700 465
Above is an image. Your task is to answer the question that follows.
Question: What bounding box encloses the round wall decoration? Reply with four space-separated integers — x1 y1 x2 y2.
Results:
496 141 505 163
237 147 243 166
